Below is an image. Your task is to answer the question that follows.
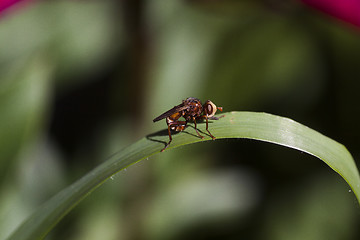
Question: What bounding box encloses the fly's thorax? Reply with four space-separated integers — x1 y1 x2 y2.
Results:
183 97 203 119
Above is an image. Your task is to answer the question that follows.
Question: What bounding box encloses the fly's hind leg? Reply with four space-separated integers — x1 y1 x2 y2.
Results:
161 125 173 152
161 120 187 152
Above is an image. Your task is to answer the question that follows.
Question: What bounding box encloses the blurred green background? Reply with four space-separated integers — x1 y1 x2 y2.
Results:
1 0 360 239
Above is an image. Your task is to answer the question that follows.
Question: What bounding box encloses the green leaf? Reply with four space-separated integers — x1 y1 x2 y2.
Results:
0 57 52 174
7 112 360 240
0 1 119 88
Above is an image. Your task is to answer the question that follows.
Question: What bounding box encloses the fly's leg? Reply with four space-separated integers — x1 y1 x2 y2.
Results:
161 125 173 152
202 114 225 140
161 120 187 152
192 117 204 139
205 116 216 140
208 115 225 120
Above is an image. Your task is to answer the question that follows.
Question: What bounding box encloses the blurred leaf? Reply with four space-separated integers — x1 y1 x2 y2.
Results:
0 56 52 175
0 1 119 88
146 0 234 115
206 16 324 108
0 55 53 239
262 174 357 240
7 112 360 240
144 169 259 240
0 138 65 240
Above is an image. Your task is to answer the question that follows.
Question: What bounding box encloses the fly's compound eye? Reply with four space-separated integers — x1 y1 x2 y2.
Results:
204 100 217 117
207 104 212 113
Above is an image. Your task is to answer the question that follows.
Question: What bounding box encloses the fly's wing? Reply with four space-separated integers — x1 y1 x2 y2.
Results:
153 103 189 122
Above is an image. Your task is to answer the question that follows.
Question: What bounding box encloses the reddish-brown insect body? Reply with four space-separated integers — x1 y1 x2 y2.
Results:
153 97 223 152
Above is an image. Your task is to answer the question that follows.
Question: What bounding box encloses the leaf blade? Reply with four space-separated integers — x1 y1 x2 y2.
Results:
7 111 360 240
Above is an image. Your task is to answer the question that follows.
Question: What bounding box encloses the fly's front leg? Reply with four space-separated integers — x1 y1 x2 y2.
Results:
161 120 187 152
192 117 204 139
208 115 225 120
204 115 216 140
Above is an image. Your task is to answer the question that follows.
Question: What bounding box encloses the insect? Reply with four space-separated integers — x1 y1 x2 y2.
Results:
153 97 223 152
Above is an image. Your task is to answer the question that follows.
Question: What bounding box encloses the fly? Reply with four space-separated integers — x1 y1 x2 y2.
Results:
153 97 223 152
